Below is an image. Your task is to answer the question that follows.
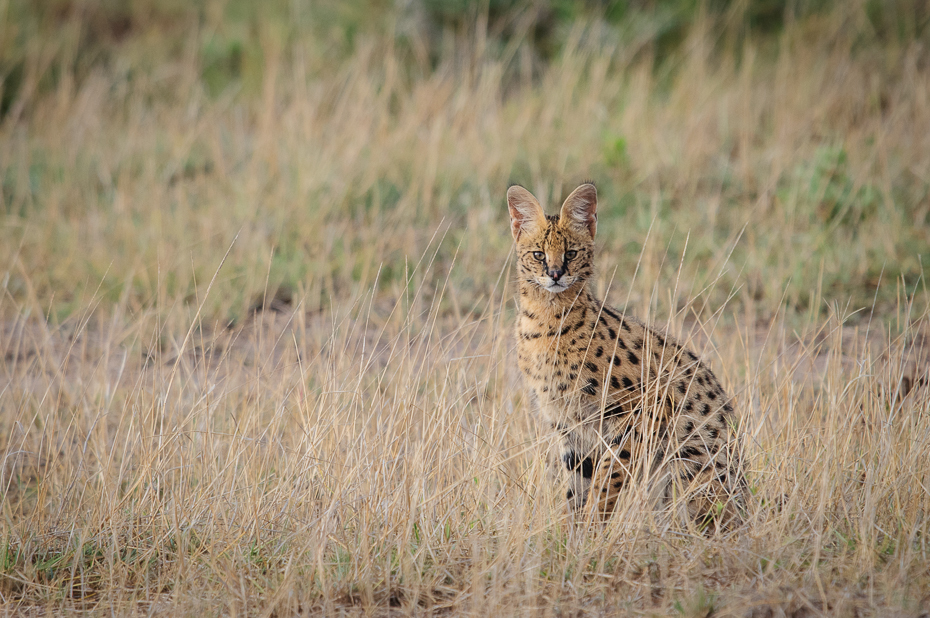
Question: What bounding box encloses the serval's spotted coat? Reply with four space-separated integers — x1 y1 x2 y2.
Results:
508 182 745 528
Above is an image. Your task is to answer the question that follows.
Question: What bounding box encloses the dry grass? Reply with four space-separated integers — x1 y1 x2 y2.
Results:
1 2 930 615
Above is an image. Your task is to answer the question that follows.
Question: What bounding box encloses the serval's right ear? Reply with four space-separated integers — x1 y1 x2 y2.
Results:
507 185 545 241
559 182 597 238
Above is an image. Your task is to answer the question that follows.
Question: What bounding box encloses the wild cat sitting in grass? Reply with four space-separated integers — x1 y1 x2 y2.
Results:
507 182 745 529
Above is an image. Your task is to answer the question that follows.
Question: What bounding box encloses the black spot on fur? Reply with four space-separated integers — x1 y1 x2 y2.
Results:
701 403 711 416
612 354 623 367
680 446 703 459
708 390 717 400
563 452 594 478
584 361 598 372
627 351 639 365
617 450 631 460
622 376 634 390
610 376 621 390
548 322 573 338
604 403 626 418
594 346 604 358
582 379 598 395
607 327 617 341
683 421 694 434
677 382 687 394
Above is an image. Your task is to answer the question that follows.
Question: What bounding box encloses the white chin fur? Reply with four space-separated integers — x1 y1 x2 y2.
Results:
541 279 572 293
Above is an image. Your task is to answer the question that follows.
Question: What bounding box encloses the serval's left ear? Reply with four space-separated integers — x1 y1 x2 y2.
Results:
559 183 597 238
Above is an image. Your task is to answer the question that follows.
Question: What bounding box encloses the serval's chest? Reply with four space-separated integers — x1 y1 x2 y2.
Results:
515 302 600 420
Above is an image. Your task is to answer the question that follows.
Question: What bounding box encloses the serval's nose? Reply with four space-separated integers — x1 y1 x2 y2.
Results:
549 267 564 281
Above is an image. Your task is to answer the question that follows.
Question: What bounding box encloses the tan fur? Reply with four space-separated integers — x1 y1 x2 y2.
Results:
508 183 745 528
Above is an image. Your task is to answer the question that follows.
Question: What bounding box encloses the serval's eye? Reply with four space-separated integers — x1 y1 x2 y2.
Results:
532 251 545 261
565 250 578 260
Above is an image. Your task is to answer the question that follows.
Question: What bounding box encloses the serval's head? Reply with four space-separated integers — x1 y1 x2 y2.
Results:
507 182 597 295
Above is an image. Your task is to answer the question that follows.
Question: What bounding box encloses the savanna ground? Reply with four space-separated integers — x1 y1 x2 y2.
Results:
1 0 930 615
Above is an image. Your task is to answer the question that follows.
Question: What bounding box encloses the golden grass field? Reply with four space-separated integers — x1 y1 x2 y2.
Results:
1 1 930 615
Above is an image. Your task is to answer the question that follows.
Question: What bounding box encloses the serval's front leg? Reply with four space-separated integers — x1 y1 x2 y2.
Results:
585 435 642 519
561 444 594 512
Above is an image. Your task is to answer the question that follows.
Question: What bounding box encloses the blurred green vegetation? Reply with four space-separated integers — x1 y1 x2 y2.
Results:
4 0 928 115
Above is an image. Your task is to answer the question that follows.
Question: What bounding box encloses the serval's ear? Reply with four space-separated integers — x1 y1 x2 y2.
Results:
559 182 597 238
507 185 545 241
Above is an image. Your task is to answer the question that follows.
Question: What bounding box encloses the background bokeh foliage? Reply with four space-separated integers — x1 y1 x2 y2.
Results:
1 0 929 326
